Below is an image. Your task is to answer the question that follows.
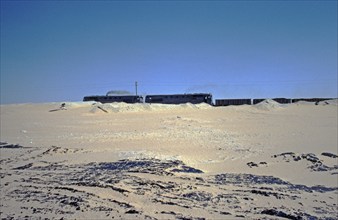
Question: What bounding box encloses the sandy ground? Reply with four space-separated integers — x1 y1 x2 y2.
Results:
0 100 337 219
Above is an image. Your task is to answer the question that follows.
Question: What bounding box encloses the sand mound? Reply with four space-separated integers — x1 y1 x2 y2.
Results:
292 101 315 106
89 102 148 113
63 101 97 108
179 103 198 109
195 102 213 109
89 102 211 113
254 99 284 110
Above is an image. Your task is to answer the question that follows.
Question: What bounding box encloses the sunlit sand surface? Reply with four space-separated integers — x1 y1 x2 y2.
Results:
1 100 337 219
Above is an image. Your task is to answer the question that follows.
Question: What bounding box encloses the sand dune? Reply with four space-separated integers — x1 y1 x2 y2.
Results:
1 101 337 219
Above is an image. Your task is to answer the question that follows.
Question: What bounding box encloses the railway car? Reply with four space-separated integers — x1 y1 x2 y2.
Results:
145 93 212 105
291 98 333 103
272 98 292 104
215 99 251 106
83 95 143 103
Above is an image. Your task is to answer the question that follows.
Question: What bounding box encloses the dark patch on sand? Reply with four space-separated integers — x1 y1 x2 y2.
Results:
1 144 337 219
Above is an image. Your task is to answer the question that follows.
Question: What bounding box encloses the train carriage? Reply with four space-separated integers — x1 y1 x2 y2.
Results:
83 95 143 104
291 98 333 103
145 93 212 105
215 99 251 106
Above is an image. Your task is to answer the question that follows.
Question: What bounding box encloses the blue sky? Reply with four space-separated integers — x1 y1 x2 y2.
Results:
1 1 337 104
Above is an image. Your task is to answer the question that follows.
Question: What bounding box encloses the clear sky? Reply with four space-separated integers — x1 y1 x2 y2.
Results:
1 0 337 104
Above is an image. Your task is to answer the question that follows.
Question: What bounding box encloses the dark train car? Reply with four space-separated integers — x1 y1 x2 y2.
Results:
215 99 251 106
83 95 143 104
145 93 212 105
291 98 333 103
253 98 291 105
272 98 292 104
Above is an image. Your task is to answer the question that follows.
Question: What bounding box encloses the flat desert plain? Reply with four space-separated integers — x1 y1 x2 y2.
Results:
0 100 337 219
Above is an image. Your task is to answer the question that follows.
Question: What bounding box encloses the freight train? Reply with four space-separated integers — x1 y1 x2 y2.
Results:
83 93 334 106
215 98 334 106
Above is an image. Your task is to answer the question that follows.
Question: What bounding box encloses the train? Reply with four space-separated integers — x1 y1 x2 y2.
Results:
83 93 334 106
83 93 213 105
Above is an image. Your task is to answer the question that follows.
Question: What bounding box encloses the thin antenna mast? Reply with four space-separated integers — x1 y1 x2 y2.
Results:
135 81 138 96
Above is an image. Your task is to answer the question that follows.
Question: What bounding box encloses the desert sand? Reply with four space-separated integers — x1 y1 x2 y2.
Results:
0 100 337 219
